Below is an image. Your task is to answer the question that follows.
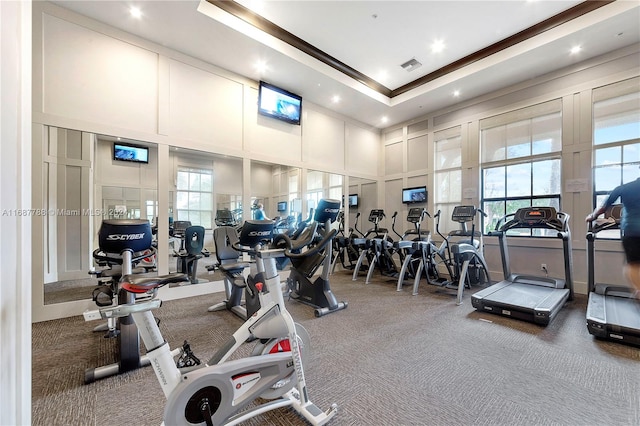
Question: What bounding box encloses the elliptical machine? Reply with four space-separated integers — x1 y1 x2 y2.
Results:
394 207 432 289
85 219 165 384
414 206 491 305
84 220 339 425
286 199 348 317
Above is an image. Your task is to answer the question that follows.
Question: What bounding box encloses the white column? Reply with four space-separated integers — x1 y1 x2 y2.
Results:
0 1 32 425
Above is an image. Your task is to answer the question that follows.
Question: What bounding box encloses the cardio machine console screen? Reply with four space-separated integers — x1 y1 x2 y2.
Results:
368 209 385 222
451 205 476 222
515 207 556 225
407 208 424 222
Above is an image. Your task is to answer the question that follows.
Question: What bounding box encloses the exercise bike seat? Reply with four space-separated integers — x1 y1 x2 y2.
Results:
121 273 189 293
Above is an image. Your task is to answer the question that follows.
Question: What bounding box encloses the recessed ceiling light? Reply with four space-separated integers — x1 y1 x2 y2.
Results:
570 45 582 54
332 95 341 103
254 60 267 74
381 116 389 124
453 90 461 97
129 6 142 19
431 39 445 53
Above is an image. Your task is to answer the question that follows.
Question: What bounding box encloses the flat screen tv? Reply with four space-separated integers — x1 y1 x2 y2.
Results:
277 201 288 212
348 194 359 207
402 186 427 204
113 142 149 164
258 81 302 125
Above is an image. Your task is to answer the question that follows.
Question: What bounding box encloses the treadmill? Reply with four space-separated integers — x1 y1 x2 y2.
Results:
586 204 640 346
471 206 573 326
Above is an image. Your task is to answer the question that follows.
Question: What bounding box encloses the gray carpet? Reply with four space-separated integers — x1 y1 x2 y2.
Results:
32 270 640 426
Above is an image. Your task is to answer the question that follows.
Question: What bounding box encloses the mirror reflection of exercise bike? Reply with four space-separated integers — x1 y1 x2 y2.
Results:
172 220 210 284
412 206 491 305
285 199 348 317
85 219 158 384
84 220 339 425
586 204 640 346
207 222 260 320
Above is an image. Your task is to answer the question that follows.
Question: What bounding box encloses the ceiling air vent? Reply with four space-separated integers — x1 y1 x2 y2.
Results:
400 58 422 72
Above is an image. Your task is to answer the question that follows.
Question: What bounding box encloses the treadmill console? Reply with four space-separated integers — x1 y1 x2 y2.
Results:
451 205 477 223
504 206 567 231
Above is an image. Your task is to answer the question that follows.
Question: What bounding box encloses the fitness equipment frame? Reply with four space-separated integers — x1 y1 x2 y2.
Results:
84 220 338 425
471 206 574 325
411 206 490 305
586 204 640 346
394 207 432 289
286 199 348 317
207 226 260 320
85 219 160 384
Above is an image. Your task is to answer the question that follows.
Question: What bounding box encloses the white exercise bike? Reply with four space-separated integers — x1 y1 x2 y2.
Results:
84 219 338 425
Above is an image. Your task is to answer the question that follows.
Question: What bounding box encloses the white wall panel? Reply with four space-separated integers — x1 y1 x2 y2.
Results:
41 13 158 133
168 60 243 148
244 87 301 163
303 109 345 169
345 123 380 176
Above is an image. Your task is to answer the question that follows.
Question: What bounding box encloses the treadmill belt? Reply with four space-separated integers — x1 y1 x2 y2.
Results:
605 296 640 330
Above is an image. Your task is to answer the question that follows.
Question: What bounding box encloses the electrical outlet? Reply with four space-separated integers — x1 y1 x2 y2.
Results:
541 263 547 270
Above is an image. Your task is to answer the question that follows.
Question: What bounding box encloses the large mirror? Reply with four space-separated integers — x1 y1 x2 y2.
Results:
165 147 243 286
250 160 301 228
40 129 158 305
347 176 378 235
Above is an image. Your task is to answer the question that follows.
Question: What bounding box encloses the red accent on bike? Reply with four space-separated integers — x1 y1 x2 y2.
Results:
121 283 147 293
269 339 291 353
255 282 263 292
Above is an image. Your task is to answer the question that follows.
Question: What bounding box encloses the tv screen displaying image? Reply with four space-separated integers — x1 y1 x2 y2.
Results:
258 81 302 125
348 194 359 207
277 201 288 212
113 143 149 164
402 186 427 204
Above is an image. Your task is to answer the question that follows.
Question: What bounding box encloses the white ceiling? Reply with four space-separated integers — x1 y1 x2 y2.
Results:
50 0 640 129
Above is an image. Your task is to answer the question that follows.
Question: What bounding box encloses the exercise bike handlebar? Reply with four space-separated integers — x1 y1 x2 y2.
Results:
92 246 156 265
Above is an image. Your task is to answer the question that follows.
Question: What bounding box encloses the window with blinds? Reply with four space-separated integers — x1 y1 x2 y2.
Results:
434 126 462 235
592 77 640 209
480 100 562 235
176 167 213 228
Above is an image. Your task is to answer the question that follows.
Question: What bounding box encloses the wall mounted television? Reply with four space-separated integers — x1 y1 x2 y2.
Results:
402 186 427 204
113 142 149 164
348 194 359 207
277 201 288 212
258 81 302 125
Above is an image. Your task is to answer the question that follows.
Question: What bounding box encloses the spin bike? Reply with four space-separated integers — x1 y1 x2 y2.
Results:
286 199 348 317
84 220 338 426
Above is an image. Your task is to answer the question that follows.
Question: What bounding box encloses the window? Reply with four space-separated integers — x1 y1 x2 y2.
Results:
176 167 213 228
434 126 462 235
480 100 562 235
592 78 640 209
